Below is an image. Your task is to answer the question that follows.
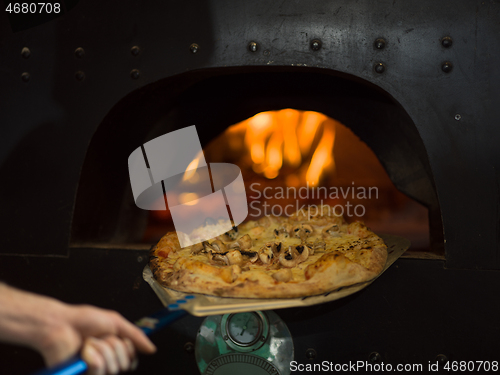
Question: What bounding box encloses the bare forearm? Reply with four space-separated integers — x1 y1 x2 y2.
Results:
0 282 68 351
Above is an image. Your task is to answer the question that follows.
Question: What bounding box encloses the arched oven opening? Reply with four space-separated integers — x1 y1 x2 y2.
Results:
71 66 444 258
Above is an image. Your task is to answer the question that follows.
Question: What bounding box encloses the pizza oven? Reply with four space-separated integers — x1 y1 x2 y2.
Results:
70 69 442 256
0 1 499 374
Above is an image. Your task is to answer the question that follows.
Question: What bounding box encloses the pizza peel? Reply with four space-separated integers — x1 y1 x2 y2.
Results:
143 233 410 316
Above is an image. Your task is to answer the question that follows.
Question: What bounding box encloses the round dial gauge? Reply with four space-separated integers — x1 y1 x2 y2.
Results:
227 312 262 346
220 311 270 352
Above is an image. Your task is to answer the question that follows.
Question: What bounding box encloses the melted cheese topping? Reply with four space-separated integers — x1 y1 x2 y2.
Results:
160 214 379 284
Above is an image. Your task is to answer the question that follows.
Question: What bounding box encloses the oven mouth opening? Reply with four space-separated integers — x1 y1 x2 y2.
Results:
70 67 444 259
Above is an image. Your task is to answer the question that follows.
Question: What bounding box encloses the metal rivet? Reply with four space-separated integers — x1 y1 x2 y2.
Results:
21 47 31 59
130 69 140 79
455 114 461 121
137 256 143 262
75 71 85 81
184 342 194 353
131 46 140 56
436 354 448 364
441 36 453 48
310 39 322 51
374 62 385 73
369 352 382 364
374 38 386 50
263 50 270 56
248 41 258 52
21 72 30 82
260 336 266 342
74 47 85 59
190 43 199 54
223 335 229 341
305 348 317 360
441 61 453 73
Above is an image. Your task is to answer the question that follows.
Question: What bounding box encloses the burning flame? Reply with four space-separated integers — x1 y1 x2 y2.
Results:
182 150 204 182
151 110 336 224
245 112 274 165
280 109 302 167
240 109 336 184
264 130 283 179
306 119 336 185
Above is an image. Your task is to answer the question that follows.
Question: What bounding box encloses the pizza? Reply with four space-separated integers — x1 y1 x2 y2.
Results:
149 205 387 298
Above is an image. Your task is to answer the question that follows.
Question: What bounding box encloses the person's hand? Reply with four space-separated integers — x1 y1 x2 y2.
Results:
35 304 157 375
0 284 156 374
82 336 138 375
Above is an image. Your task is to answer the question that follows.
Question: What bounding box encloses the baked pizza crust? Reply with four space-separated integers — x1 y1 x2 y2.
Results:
149 205 388 299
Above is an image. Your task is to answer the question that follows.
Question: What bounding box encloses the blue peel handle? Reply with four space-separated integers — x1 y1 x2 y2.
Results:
32 356 87 375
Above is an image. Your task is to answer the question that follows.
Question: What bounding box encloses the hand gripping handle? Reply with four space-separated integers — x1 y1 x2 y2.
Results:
31 308 187 375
